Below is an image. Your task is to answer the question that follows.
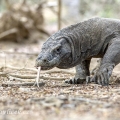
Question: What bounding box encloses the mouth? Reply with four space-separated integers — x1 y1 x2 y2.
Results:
35 56 60 70
35 62 55 70
40 66 54 70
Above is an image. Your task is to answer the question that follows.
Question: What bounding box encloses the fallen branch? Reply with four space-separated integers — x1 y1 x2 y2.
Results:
0 66 74 81
70 97 111 106
11 74 65 80
0 28 18 40
8 76 35 82
8 73 65 80
0 72 8 77
47 84 71 88
2 82 45 87
1 65 75 75
44 70 75 75
6 65 37 72
9 74 36 79
0 71 67 81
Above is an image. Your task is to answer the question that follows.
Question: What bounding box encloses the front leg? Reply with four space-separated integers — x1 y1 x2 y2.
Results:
65 60 90 84
91 63 114 85
90 39 120 85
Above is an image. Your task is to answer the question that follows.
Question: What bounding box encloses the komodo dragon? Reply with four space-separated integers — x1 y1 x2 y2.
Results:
35 17 120 86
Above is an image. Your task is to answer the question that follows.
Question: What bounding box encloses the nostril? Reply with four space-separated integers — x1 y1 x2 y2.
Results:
43 59 47 63
43 59 48 63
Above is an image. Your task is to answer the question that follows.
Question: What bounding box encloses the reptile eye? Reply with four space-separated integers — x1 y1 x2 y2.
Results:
55 47 61 54
56 48 60 52
53 45 61 54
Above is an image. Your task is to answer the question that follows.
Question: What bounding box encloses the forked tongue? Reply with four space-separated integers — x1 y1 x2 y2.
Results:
35 66 41 87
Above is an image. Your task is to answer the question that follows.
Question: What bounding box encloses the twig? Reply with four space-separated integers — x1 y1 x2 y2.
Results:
9 73 65 80
9 74 36 79
1 65 75 75
0 28 18 40
37 27 50 36
8 76 35 82
44 70 75 75
0 72 8 77
0 66 74 81
71 97 110 106
6 65 37 72
2 82 45 87
47 84 71 88
0 71 67 81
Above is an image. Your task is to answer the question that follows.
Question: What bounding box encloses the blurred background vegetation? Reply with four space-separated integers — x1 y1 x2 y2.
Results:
0 0 120 42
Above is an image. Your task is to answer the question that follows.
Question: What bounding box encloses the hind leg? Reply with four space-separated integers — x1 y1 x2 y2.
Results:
91 39 120 85
65 60 90 84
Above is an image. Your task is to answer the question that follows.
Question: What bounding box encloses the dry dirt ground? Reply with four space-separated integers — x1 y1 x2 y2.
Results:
0 41 120 120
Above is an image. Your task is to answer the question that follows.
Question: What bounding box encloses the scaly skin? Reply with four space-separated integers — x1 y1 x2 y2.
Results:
35 17 120 86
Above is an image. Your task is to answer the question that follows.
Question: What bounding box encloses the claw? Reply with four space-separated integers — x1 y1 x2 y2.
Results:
86 76 91 84
97 75 102 85
65 79 72 84
100 73 104 86
104 72 109 86
65 78 85 84
91 75 97 83
89 64 114 86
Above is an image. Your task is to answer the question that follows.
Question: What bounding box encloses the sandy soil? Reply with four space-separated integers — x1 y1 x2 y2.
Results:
0 41 120 120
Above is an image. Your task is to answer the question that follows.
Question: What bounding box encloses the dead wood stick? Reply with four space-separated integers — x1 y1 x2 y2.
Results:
2 82 45 87
44 70 75 75
1 64 74 75
0 72 8 77
71 97 110 105
0 28 18 40
0 71 70 81
9 74 65 80
5 65 75 75
8 76 35 82
47 84 71 88
37 27 50 36
6 65 37 72
0 70 73 81
0 65 75 75
9 74 36 79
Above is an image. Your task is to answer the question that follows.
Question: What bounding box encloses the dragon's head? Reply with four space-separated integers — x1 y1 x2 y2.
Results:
35 37 72 70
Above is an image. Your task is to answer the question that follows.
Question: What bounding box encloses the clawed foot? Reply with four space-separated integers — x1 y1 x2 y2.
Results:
65 64 114 86
65 78 86 84
89 65 114 86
